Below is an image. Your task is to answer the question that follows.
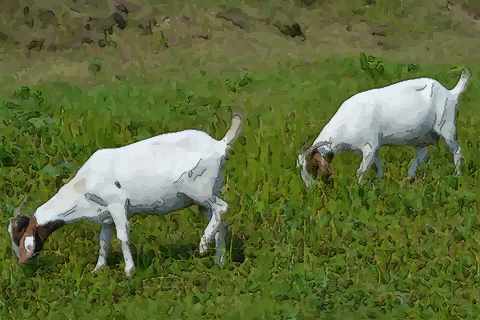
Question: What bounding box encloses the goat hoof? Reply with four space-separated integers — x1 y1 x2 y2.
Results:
92 264 106 273
125 266 135 278
406 175 416 183
214 254 225 267
199 238 209 255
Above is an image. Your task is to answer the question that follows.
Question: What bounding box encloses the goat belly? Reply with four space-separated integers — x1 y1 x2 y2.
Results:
125 194 193 216
115 174 191 214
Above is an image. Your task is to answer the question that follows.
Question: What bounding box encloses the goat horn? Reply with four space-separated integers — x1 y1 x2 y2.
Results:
13 195 28 217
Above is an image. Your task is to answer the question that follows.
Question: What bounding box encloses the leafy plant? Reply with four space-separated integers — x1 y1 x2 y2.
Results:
225 72 253 93
359 52 385 82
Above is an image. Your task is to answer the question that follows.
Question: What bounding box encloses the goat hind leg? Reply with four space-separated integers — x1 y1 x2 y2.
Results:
444 139 463 176
200 206 227 265
434 104 462 176
408 147 429 178
198 197 228 258
373 151 384 178
437 125 463 176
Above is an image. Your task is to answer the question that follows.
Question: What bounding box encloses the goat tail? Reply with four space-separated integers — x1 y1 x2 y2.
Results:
221 112 242 146
451 68 472 97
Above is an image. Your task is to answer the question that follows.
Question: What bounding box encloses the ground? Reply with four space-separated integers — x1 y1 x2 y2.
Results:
1 1 480 319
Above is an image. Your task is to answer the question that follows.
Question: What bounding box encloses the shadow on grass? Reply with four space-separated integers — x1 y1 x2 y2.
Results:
227 232 246 264
16 230 247 275
16 255 65 276
115 232 247 270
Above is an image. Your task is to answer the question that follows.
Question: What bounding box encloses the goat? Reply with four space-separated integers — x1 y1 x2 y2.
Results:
297 69 471 187
8 113 242 277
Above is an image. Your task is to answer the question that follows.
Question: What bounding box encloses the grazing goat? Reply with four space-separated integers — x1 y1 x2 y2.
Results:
8 114 242 277
297 69 471 187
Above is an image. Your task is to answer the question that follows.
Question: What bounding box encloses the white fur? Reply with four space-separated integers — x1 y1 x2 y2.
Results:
299 70 471 185
29 114 241 276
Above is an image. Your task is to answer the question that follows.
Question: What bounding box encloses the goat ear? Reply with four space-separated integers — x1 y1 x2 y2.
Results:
9 216 30 246
14 195 28 217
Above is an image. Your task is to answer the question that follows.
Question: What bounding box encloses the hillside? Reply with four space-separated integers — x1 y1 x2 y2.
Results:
0 0 479 92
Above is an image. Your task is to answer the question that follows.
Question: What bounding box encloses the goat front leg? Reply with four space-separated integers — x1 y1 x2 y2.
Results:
109 203 135 277
357 143 376 184
93 223 113 273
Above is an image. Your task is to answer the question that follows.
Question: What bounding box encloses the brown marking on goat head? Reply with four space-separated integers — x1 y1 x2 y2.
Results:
306 150 334 183
18 216 65 264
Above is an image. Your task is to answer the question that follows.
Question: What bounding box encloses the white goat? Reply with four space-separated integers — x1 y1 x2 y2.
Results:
297 69 471 186
8 114 242 277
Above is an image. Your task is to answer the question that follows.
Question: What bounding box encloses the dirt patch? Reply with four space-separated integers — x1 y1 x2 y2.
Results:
0 0 480 90
0 0 162 51
27 39 45 51
216 7 253 31
461 1 480 19
0 31 11 43
274 21 305 40
370 24 387 37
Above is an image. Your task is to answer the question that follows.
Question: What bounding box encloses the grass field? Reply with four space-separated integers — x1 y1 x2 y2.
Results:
1 54 479 319
1 0 480 319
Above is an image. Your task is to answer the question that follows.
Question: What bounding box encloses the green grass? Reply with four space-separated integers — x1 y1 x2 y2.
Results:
1 55 480 319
